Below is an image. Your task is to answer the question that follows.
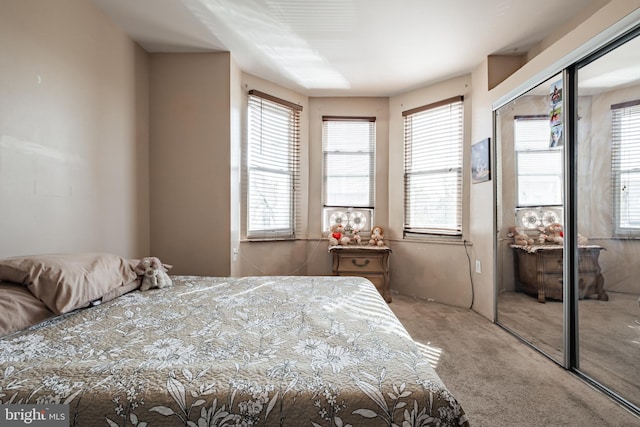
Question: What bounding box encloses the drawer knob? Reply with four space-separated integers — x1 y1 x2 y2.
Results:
352 258 370 267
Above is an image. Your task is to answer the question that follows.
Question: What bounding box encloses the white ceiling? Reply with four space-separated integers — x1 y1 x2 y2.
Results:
91 0 607 97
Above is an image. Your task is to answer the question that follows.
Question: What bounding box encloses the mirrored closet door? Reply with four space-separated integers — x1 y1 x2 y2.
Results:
496 25 640 414
496 73 566 365
574 30 640 411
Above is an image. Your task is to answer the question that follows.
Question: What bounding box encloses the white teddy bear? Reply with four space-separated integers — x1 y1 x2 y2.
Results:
329 223 350 246
134 257 173 291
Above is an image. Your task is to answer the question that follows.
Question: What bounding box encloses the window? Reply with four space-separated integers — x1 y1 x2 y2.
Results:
514 116 563 207
612 100 640 235
403 96 463 236
246 90 301 239
322 116 375 232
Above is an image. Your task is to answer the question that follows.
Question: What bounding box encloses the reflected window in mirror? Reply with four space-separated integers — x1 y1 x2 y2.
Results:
514 116 564 232
612 100 640 236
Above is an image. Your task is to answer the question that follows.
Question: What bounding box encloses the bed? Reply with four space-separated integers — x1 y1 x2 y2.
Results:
0 253 469 426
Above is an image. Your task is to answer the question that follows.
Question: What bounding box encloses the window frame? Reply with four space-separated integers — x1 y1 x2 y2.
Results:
245 90 302 240
321 116 376 233
402 96 464 238
611 99 640 237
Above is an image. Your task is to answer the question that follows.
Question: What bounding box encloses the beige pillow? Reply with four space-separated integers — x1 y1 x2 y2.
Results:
99 278 141 304
0 253 138 314
0 282 55 337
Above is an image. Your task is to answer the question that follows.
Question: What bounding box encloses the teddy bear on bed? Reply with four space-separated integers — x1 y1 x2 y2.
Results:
134 257 173 291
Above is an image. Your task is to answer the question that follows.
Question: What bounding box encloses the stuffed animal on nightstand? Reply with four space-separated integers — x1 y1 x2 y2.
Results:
544 222 564 245
507 225 534 246
351 228 362 245
329 223 350 246
578 233 589 246
539 224 588 245
536 227 549 245
369 225 385 247
135 257 173 291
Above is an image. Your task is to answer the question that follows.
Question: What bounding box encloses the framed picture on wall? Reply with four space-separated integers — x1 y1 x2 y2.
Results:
471 137 491 183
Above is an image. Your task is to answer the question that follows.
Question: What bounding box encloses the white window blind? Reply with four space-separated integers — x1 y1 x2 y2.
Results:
612 100 640 234
246 90 301 239
322 117 375 208
403 96 463 236
514 116 563 207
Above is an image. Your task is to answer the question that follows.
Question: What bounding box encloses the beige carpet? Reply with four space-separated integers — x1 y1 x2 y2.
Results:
389 293 640 427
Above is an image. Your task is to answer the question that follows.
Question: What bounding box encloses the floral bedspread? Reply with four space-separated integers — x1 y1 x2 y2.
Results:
0 275 468 426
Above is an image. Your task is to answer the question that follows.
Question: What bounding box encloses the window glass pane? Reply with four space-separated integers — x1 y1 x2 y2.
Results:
516 151 563 206
514 118 563 207
324 176 371 206
619 171 640 228
612 102 640 232
406 170 460 230
322 118 375 208
248 170 292 232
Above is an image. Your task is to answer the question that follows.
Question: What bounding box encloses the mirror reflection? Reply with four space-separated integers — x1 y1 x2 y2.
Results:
496 31 640 411
496 73 566 364
576 33 640 409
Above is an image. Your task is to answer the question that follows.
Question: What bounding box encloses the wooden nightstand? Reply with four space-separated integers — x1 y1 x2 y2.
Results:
329 245 392 302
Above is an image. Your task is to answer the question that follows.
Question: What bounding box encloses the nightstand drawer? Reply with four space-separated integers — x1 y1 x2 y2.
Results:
337 254 384 273
541 253 563 273
539 273 563 300
578 254 599 272
330 246 392 303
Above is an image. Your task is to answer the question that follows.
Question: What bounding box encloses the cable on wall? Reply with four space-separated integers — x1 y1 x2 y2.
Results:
463 239 475 309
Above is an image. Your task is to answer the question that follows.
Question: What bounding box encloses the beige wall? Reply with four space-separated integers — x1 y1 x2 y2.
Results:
149 53 232 276
387 75 475 308
469 58 497 319
0 0 149 259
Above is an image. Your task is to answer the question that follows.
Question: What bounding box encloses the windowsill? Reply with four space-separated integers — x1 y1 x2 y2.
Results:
241 237 298 243
240 236 474 246
387 237 470 246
